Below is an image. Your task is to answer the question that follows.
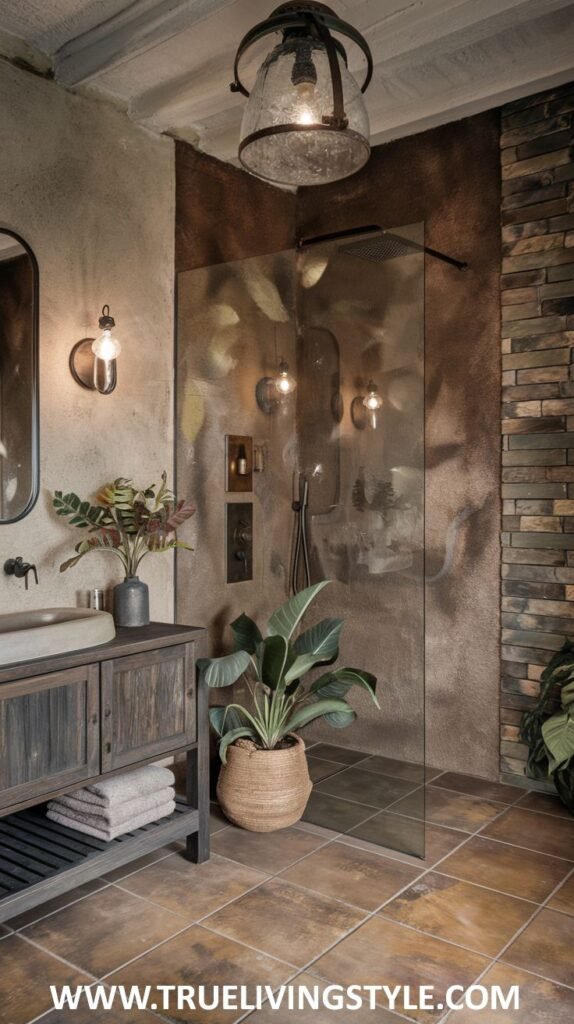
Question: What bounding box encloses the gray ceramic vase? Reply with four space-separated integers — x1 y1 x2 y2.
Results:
113 576 150 627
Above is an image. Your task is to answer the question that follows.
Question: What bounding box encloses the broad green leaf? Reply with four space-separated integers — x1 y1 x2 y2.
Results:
561 679 574 709
219 727 257 764
542 711 574 773
286 697 357 733
260 635 293 690
311 667 379 708
209 706 248 737
197 650 250 688
231 613 263 654
323 705 357 728
294 618 343 662
284 651 331 684
267 581 329 640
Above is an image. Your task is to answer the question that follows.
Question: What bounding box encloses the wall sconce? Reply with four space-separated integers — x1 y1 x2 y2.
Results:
256 357 297 414
351 379 383 430
363 380 382 412
69 305 120 395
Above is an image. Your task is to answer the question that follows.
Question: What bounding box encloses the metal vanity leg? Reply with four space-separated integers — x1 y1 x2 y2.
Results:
185 673 210 863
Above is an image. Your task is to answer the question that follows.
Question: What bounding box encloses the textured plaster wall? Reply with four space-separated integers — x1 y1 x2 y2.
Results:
298 112 502 779
0 63 175 618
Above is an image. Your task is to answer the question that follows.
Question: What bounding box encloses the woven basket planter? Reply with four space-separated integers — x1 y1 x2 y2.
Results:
217 734 312 832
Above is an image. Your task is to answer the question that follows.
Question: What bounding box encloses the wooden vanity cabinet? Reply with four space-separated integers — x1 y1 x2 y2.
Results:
0 622 209 924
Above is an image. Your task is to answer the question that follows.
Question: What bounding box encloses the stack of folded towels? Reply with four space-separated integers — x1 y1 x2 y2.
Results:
46 765 176 842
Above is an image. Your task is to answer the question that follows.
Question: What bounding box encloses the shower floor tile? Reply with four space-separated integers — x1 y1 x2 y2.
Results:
308 744 370 766
302 790 379 831
314 766 418 808
391 785 506 832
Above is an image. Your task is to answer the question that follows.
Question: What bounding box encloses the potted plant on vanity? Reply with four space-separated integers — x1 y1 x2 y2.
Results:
198 581 379 832
53 473 195 626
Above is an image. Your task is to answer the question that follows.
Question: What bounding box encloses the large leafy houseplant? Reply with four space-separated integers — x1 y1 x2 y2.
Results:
53 473 195 575
198 580 379 763
520 640 574 814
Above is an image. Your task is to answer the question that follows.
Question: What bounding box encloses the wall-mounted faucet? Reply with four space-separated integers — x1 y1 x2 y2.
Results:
4 557 39 589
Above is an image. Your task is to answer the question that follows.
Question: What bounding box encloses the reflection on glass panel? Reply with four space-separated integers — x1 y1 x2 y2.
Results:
176 223 425 857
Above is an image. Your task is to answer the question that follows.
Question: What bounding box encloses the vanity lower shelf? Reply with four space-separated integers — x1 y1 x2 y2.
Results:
0 800 198 924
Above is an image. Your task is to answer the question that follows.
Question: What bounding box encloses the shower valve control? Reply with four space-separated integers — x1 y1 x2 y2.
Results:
226 502 253 583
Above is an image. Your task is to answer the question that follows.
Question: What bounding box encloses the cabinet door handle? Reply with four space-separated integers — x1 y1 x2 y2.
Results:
104 708 111 719
105 742 111 754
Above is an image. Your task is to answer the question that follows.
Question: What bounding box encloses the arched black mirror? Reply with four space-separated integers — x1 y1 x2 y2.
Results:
0 229 39 522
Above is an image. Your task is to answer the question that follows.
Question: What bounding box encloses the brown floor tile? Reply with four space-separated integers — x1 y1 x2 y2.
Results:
211 825 326 874
548 872 574 914
503 907 574 987
381 872 533 956
109 924 293 1024
210 803 231 834
119 851 267 920
482 807 574 860
347 813 462 864
516 791 574 819
452 961 574 1023
391 787 506 832
439 835 571 902
102 844 181 882
316 767 418 808
359 756 441 784
431 773 523 804
22 885 187 977
5 877 109 931
313 915 489 1023
246 972 402 1022
0 934 91 1024
309 744 369 765
206 877 365 967
303 790 378 832
307 756 347 783
43 1006 160 1024
280 840 421 911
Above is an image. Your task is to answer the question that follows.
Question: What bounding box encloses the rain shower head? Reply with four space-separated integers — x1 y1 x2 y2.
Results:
297 224 468 271
339 231 423 263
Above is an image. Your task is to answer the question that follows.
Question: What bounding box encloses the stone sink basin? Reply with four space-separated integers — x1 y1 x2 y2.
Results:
0 608 116 667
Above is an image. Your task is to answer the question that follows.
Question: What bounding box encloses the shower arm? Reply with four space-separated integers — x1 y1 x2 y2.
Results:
297 224 469 272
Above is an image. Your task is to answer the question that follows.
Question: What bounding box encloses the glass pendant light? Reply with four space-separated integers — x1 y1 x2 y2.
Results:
230 2 373 187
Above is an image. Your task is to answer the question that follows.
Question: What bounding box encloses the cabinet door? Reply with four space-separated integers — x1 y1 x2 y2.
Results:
0 664 99 810
101 643 196 771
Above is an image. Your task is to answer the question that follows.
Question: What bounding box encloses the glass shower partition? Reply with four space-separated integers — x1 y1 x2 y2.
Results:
176 223 425 858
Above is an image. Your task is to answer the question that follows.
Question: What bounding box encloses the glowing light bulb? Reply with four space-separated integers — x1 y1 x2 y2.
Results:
91 305 121 361
92 329 121 361
275 358 296 396
363 381 382 411
296 105 315 125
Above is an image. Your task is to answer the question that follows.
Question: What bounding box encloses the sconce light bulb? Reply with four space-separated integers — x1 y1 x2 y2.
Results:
92 329 121 362
275 359 296 396
363 381 382 411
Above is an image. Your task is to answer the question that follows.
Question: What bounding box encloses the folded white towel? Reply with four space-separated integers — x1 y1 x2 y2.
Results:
51 786 175 828
46 799 176 842
68 766 175 808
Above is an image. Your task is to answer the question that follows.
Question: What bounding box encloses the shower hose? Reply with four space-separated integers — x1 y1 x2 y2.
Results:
291 475 311 595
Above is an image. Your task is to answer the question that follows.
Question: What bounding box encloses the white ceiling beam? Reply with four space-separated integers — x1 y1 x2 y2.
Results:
54 0 234 88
